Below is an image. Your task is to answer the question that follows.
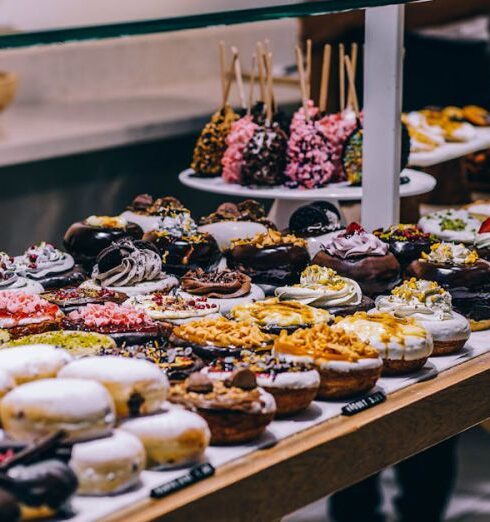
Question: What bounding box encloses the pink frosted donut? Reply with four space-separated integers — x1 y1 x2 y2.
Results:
222 116 259 184
290 100 320 135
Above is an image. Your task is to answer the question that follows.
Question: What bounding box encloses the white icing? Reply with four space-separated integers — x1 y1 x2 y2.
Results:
125 294 219 320
419 210 480 243
475 232 490 250
158 212 198 238
0 277 43 294
85 216 127 228
467 203 490 217
0 345 72 381
0 369 15 394
274 351 382 373
259 388 277 414
306 231 343 258
421 242 478 265
119 211 161 233
450 122 476 142
15 242 74 279
80 276 178 297
198 221 267 251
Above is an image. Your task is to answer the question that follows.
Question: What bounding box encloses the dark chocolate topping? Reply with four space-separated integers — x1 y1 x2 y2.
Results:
129 194 153 212
289 201 342 237
225 369 257 390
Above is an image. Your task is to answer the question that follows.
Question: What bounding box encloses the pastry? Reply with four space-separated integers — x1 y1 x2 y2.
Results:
336 312 433 375
0 369 15 399
402 111 445 152
373 224 438 271
170 317 275 359
143 211 221 275
70 429 145 495
1 378 116 442
0 252 43 294
63 302 172 346
275 265 372 315
229 297 332 334
63 215 143 271
120 194 186 232
420 109 476 142
312 223 401 297
41 287 127 313
0 292 62 340
81 238 178 297
4 330 116 357
273 323 382 399
98 343 204 383
463 200 490 221
0 345 72 384
474 217 490 259
125 293 220 324
14 242 85 290
226 229 310 287
169 370 276 444
374 278 470 355
462 105 490 127
204 351 320 417
120 409 210 468
179 268 265 314
58 356 169 418
199 200 275 228
288 201 343 257
418 209 480 244
191 105 239 177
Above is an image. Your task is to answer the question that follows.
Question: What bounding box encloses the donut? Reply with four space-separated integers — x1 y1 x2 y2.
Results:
0 370 15 399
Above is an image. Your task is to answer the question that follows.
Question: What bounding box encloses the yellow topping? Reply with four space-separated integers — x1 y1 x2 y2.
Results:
230 229 306 249
299 265 346 291
392 278 444 302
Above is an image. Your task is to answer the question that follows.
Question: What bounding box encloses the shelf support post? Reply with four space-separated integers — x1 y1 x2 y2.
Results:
361 4 405 230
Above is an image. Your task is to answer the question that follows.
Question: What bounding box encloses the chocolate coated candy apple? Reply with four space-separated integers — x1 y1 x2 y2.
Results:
312 223 401 297
63 215 143 271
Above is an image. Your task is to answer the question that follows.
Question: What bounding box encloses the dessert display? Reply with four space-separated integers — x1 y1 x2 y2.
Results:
4 330 116 357
70 429 145 495
14 242 85 290
58 356 169 418
420 108 476 142
464 200 490 220
226 229 310 287
373 224 438 271
0 369 15 399
374 279 470 355
312 223 401 297
120 409 210 468
461 105 490 126
474 217 490 260
1 378 116 442
336 312 433 375
98 343 204 383
169 370 276 444
120 194 186 232
418 209 480 244
63 302 172 346
199 200 274 228
179 268 265 314
288 201 343 257
0 345 72 384
273 323 382 399
0 291 63 340
170 317 275 359
143 211 221 275
199 217 268 251
81 238 178 297
402 111 445 152
229 297 332 334
41 286 127 313
125 293 220 324
63 215 143 271
204 351 320 416
275 265 372 315
0 252 44 294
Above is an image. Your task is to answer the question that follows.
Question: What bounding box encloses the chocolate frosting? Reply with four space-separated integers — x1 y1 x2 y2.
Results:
289 201 342 237
181 268 251 298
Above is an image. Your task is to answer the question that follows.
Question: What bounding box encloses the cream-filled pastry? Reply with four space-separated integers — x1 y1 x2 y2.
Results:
0 253 43 294
336 312 433 375
418 209 480 244
374 278 470 355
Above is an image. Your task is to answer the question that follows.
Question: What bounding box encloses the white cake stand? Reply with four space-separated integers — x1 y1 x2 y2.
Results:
179 168 436 228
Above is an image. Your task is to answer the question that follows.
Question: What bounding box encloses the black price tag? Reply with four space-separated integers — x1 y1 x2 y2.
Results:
341 391 386 416
150 463 215 499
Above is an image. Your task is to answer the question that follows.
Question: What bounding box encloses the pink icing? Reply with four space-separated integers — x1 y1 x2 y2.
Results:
68 302 154 328
285 119 335 189
290 100 321 134
222 116 259 184
0 291 60 316
323 229 388 259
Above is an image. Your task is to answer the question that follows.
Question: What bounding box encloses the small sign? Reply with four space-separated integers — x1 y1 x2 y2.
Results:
341 391 386 416
150 463 216 499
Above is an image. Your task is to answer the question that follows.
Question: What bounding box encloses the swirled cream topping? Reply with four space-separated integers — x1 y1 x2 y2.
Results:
275 265 362 308
85 215 127 229
475 233 490 250
15 242 74 278
158 211 198 238
375 278 452 321
421 242 478 265
92 240 163 287
323 225 388 259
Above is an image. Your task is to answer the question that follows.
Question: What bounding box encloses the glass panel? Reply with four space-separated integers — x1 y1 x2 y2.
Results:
0 0 412 48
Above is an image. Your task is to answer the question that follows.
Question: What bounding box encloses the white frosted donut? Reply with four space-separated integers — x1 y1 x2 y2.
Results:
58 356 169 418
0 345 72 384
119 211 161 233
80 277 178 297
1 378 115 442
70 429 145 496
119 409 210 468
0 369 15 399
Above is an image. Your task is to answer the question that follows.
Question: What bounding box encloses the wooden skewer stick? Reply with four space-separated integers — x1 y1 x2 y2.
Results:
266 52 274 122
344 55 360 116
339 43 345 111
256 42 266 103
231 46 246 110
306 38 312 100
223 51 239 106
347 42 358 108
319 43 331 113
295 46 309 121
219 41 227 108
247 55 256 115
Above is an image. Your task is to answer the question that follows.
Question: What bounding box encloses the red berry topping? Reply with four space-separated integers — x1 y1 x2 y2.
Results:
345 222 365 236
479 218 490 234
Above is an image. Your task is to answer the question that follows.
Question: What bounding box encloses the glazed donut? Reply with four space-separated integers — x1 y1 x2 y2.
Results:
58 356 169 418
120 409 210 468
70 429 145 495
1 378 116 442
0 345 72 384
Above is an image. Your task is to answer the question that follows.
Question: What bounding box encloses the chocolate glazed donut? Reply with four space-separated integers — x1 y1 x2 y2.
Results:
387 240 433 273
226 244 310 286
312 251 401 297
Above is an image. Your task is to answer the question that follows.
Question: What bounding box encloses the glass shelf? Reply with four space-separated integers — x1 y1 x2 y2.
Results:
0 0 412 49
